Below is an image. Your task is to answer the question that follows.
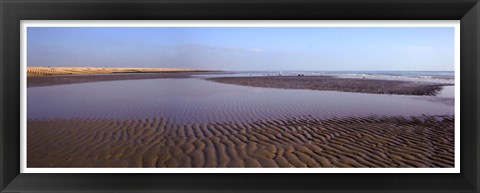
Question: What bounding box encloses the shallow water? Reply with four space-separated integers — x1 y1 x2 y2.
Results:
27 77 454 124
436 86 455 98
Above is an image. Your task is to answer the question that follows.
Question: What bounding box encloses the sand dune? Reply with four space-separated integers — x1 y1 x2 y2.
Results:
27 67 215 77
27 115 454 168
208 76 453 96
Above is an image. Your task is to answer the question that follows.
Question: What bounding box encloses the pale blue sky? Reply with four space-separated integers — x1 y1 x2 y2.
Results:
27 27 454 71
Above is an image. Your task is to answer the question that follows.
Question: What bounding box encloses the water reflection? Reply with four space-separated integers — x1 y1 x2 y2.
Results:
28 78 454 124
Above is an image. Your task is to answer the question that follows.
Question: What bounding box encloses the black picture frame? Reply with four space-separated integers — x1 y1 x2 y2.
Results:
1 0 479 192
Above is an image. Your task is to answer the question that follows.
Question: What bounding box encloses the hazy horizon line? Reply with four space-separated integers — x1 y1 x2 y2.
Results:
26 66 454 72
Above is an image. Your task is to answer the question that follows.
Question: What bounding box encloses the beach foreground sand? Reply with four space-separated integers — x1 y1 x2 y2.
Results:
28 115 454 168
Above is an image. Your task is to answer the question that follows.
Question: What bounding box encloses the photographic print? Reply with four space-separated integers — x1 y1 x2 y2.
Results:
22 21 459 172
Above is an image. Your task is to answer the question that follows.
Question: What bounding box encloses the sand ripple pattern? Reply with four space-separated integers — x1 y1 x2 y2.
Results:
28 115 454 168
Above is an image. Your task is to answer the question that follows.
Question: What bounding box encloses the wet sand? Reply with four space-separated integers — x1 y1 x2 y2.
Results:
27 72 223 88
28 115 454 168
208 76 453 96
27 74 455 168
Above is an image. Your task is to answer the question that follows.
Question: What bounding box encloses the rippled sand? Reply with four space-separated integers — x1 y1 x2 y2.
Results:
27 73 455 168
28 115 454 168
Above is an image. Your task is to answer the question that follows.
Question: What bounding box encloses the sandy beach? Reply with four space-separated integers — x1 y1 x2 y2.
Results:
27 72 224 88
27 67 216 77
27 73 455 168
25 26 457 170
28 115 454 167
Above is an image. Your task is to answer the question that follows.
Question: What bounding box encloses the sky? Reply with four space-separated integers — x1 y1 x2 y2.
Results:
27 27 455 71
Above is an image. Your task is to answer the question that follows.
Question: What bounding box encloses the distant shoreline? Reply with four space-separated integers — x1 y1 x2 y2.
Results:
27 67 219 77
27 71 227 88
28 70 454 97
208 76 453 96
